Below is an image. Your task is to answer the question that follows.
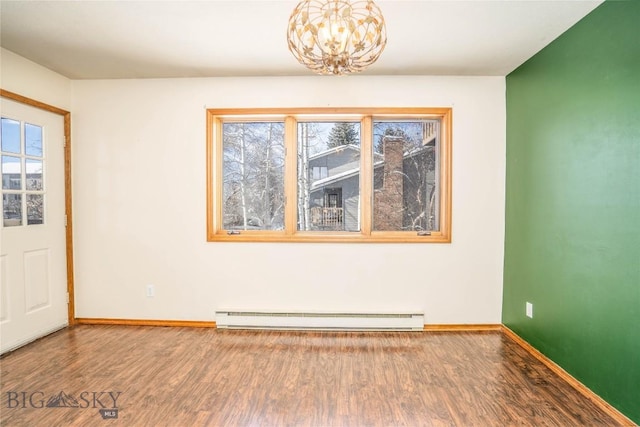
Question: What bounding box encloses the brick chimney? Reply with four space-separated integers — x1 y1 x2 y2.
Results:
374 136 404 230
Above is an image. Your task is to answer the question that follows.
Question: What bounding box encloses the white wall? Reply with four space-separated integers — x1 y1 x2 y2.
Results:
0 48 71 110
72 76 506 324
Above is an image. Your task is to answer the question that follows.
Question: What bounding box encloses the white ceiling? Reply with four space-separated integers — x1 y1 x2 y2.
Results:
0 0 603 80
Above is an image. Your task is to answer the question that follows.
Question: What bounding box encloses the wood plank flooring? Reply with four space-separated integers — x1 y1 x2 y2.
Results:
0 326 621 426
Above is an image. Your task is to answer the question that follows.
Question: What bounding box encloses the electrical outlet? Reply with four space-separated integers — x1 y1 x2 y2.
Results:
526 302 533 318
146 284 155 297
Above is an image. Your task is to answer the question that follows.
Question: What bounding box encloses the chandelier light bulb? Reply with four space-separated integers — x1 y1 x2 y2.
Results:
287 0 387 75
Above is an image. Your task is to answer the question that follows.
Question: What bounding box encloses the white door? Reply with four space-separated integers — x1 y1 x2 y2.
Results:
0 98 68 353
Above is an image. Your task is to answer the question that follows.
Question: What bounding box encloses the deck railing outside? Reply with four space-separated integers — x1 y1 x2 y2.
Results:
310 207 343 229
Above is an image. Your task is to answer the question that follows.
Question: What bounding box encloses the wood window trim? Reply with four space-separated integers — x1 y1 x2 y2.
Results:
206 107 452 243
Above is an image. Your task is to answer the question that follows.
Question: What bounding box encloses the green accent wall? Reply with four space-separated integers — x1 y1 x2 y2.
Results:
503 1 640 423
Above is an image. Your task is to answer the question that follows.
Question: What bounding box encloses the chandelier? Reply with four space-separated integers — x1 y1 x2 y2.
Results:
287 0 387 75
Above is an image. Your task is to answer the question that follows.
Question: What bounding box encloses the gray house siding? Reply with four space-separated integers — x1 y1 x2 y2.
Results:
341 175 360 231
309 146 360 178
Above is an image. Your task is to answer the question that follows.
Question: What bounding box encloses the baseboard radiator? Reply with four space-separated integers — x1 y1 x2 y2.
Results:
215 311 424 331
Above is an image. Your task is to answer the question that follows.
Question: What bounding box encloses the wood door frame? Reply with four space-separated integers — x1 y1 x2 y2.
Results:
0 89 75 326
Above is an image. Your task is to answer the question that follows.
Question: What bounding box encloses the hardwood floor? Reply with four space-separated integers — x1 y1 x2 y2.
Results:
0 326 621 426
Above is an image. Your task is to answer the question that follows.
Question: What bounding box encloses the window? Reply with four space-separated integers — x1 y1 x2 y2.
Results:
207 108 451 243
221 121 285 231
312 166 328 181
1 118 45 227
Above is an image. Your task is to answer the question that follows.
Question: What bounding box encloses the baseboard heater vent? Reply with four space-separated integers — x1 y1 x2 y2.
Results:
215 311 424 331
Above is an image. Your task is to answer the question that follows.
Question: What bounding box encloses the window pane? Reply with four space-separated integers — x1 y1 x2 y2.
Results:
372 120 440 231
26 159 43 190
298 122 361 232
27 194 44 225
2 155 21 190
3 193 22 227
1 118 20 154
25 123 43 157
222 122 285 230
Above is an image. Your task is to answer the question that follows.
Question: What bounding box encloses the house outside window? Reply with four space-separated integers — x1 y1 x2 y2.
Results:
311 166 328 181
207 108 452 243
